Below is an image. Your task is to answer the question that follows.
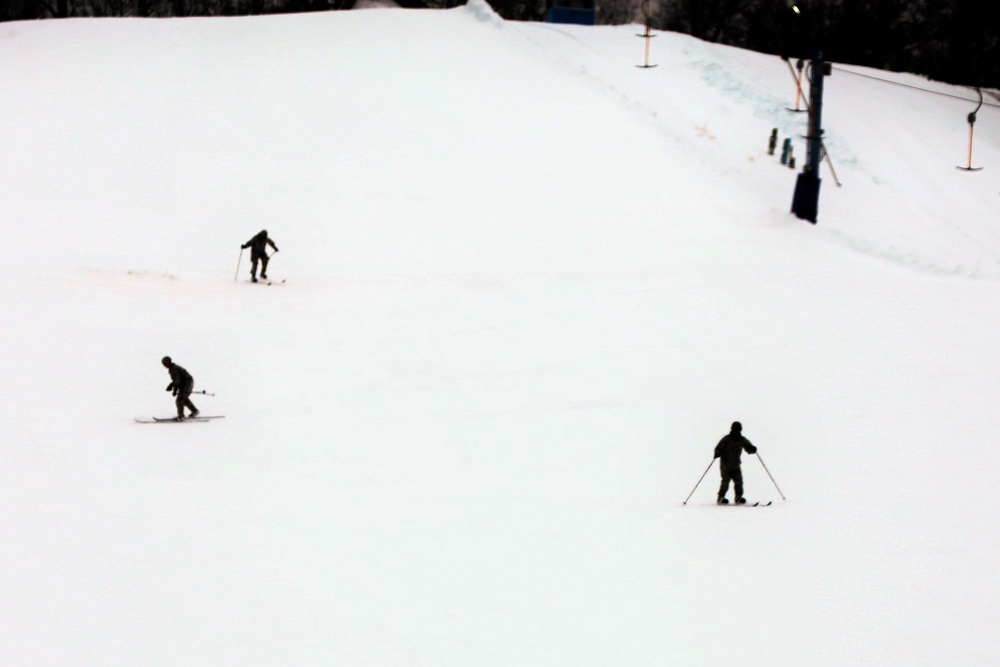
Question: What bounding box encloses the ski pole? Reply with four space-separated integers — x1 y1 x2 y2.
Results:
756 452 786 501
234 247 244 281
682 458 716 505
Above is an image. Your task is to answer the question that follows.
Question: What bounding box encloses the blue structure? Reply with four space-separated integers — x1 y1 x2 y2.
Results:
545 0 595 25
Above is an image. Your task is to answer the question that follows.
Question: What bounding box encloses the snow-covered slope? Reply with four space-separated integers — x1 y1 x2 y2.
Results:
1 2 999 664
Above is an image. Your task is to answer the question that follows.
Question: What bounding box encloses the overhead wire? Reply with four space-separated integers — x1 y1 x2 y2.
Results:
830 66 1000 108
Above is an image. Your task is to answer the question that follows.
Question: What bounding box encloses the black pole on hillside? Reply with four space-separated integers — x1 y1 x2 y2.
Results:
791 52 830 224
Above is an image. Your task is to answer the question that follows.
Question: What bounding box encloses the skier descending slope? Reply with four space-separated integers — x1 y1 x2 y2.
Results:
714 421 757 504
162 356 199 420
240 229 278 283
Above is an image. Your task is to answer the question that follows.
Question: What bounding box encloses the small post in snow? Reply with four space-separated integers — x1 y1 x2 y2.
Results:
786 58 808 112
635 0 657 69
956 87 983 172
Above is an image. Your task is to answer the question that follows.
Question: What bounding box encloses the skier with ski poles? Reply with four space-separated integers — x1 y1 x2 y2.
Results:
714 421 757 504
240 229 278 283
162 356 199 420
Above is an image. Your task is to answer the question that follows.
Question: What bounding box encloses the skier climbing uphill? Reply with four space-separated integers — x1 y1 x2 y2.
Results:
714 421 757 504
162 356 199 420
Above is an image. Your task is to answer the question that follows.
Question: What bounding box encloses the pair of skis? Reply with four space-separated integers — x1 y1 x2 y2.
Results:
135 415 225 424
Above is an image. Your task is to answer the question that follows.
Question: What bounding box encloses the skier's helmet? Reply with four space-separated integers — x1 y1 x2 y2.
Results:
731 421 742 433
161 356 172 367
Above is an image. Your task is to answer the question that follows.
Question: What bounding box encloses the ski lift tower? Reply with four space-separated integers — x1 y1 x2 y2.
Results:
790 51 830 224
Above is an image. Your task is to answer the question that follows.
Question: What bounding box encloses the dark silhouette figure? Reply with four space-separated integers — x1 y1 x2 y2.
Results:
162 356 198 420
714 421 757 504
241 229 278 283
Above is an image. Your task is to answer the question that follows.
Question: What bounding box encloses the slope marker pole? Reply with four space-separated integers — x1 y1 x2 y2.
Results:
635 0 657 69
957 87 983 171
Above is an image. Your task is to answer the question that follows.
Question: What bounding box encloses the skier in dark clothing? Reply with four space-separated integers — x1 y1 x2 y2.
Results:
241 229 278 283
162 356 199 420
714 421 757 504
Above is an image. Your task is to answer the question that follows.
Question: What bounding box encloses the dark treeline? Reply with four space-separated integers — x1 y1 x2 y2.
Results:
647 0 998 89
1 0 995 88
0 0 419 19
486 0 999 88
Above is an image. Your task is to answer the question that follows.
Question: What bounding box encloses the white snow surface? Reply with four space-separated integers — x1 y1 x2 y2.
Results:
2 2 1000 664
